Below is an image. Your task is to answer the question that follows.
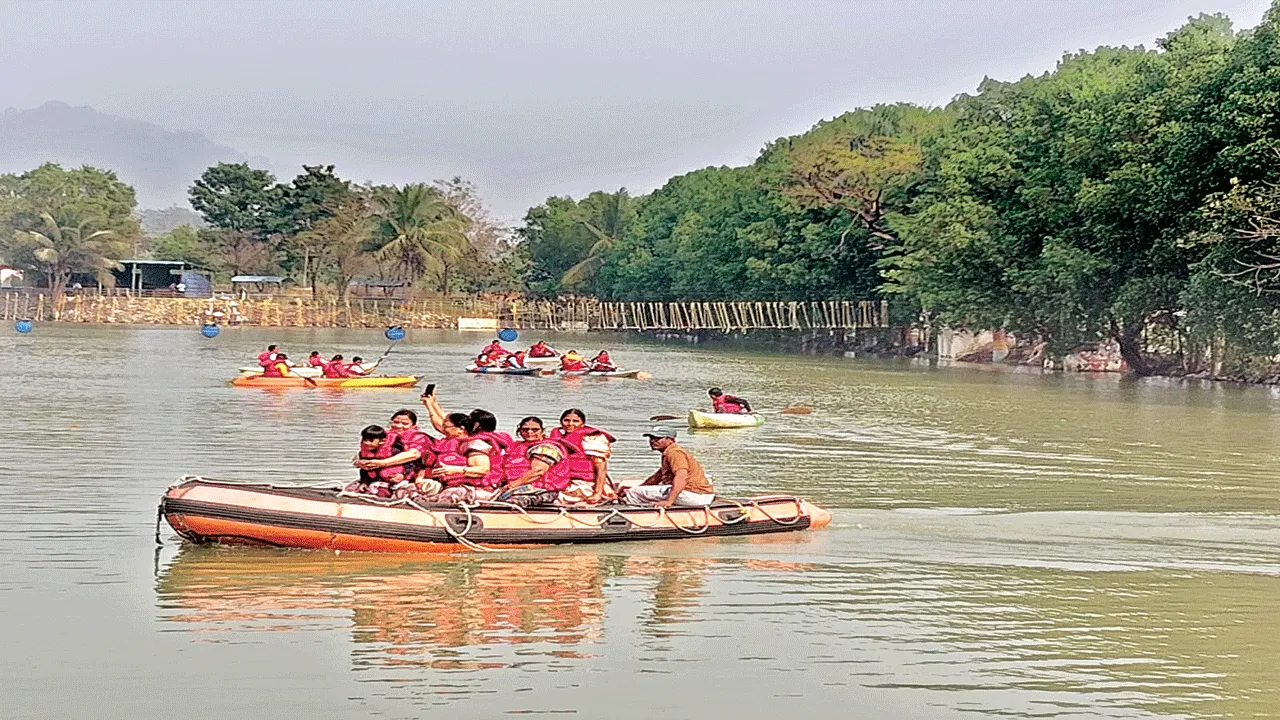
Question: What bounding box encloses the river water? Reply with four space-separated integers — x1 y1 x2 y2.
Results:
1 325 1278 719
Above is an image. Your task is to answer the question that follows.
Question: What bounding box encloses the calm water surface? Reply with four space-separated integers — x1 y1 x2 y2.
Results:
1 326 1278 719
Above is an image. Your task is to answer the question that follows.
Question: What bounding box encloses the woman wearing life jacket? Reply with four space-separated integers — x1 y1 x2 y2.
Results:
709 387 752 414
481 340 510 359
306 351 326 368
559 351 588 372
323 354 352 378
503 350 528 369
421 392 505 504
528 340 558 358
260 353 292 377
589 351 617 372
496 416 573 507
257 345 279 367
376 409 438 499
550 408 617 504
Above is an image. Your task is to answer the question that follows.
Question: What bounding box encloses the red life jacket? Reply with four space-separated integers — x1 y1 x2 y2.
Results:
529 344 556 358
713 395 749 414
261 360 289 377
434 434 504 489
560 357 587 371
384 427 435 479
257 351 276 368
323 360 351 378
550 426 615 481
504 353 527 368
307 356 326 368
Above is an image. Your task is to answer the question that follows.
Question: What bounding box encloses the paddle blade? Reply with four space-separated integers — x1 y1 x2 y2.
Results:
649 415 681 421
636 371 653 379
779 404 812 415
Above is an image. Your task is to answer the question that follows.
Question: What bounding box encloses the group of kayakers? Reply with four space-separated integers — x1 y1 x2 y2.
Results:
256 345 373 379
474 339 618 372
347 387 714 510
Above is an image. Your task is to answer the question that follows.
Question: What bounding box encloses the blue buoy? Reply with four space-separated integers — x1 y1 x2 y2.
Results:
385 325 406 342
498 328 518 342
200 323 220 338
14 319 33 334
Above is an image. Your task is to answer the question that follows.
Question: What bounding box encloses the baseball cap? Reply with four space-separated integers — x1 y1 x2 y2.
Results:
643 426 678 439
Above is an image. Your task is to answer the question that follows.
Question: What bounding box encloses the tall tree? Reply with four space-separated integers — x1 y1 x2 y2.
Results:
370 184 469 295
296 187 375 301
277 165 351 298
188 163 280 277
1 163 138 311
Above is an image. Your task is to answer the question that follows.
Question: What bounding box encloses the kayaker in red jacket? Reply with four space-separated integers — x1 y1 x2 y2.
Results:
306 351 326 368
589 351 617 372
709 387 751 414
560 350 588 372
261 354 291 377
528 341 558 358
257 345 279 367
324 354 352 378
504 350 528 369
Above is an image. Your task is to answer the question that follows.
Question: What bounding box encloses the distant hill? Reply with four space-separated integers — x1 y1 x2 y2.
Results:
0 101 246 209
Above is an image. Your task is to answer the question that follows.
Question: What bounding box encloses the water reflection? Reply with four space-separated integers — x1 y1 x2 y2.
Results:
156 546 722 667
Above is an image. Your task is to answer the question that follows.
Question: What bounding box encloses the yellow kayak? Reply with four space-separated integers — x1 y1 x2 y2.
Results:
230 375 420 389
687 409 765 429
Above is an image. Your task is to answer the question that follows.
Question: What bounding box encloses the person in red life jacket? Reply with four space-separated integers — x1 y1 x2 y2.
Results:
474 350 498 368
344 425 402 498
528 340 558 358
589 351 617 372
260 353 292 377
559 350 588 372
503 350 528 369
481 339 510 360
358 408 438 499
257 344 280 368
709 387 752 414
323 354 352 378
306 351 326 368
420 390 506 504
347 356 370 376
550 408 617 505
496 416 573 507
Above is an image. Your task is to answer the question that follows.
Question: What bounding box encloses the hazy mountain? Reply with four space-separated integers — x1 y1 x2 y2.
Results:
0 101 249 209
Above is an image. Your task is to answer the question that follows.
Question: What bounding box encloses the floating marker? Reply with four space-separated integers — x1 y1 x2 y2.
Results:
499 328 518 342
14 319 33 334
200 324 220 338
385 325 406 342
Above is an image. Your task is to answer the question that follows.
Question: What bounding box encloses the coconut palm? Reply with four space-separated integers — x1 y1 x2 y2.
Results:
561 190 633 288
15 209 128 314
370 184 470 295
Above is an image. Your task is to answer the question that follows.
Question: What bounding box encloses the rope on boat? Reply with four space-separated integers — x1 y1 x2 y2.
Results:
751 497 805 526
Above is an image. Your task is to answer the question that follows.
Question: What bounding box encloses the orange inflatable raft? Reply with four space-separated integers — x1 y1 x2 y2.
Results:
160 476 833 552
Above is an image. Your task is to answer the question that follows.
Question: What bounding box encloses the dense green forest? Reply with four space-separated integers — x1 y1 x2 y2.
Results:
8 6 1280 374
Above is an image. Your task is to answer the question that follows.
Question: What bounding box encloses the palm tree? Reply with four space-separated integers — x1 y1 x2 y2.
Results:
561 190 632 289
370 184 470 295
16 210 128 315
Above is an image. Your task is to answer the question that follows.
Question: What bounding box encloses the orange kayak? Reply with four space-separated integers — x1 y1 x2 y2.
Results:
229 375 420 389
160 476 833 553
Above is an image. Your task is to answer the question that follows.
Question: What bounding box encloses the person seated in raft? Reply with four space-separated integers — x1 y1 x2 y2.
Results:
306 351 326 368
260 353 292 377
528 340 558 358
344 425 404 498
495 416 573 507
708 387 752 414
257 344 280 367
588 351 617 372
358 408 438 499
323 354 352 378
420 391 506 504
551 408 618 505
559 350 588 372
623 427 716 508
503 350 528 369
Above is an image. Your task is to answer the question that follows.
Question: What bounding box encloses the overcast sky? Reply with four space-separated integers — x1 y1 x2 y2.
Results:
0 0 1273 217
